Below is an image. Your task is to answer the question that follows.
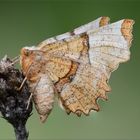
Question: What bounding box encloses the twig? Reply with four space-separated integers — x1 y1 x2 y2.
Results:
0 56 33 140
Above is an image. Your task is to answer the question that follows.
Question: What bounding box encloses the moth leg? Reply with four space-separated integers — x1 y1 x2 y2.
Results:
17 62 33 91
11 55 20 64
11 59 19 65
6 56 20 68
26 93 33 110
17 76 27 91
26 77 41 110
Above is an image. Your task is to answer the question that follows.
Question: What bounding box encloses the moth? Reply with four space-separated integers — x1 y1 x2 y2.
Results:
20 17 134 123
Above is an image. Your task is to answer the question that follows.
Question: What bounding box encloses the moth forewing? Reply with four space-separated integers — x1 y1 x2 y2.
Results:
38 16 110 48
59 19 134 116
20 17 134 122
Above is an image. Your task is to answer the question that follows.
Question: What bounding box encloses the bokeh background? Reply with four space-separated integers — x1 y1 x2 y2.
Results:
0 0 140 140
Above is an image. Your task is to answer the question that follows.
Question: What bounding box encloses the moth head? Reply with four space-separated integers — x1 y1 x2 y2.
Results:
20 46 41 74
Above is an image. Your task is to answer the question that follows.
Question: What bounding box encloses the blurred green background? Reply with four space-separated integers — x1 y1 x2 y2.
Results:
0 0 140 140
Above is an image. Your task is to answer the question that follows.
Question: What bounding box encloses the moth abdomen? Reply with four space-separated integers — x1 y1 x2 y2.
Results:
30 74 55 123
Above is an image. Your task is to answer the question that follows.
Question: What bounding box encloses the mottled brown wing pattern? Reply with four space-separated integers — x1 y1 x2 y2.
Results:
20 17 110 122
59 19 134 116
20 17 134 122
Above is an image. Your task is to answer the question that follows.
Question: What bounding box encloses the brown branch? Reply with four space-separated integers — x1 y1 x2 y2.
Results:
0 56 33 140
